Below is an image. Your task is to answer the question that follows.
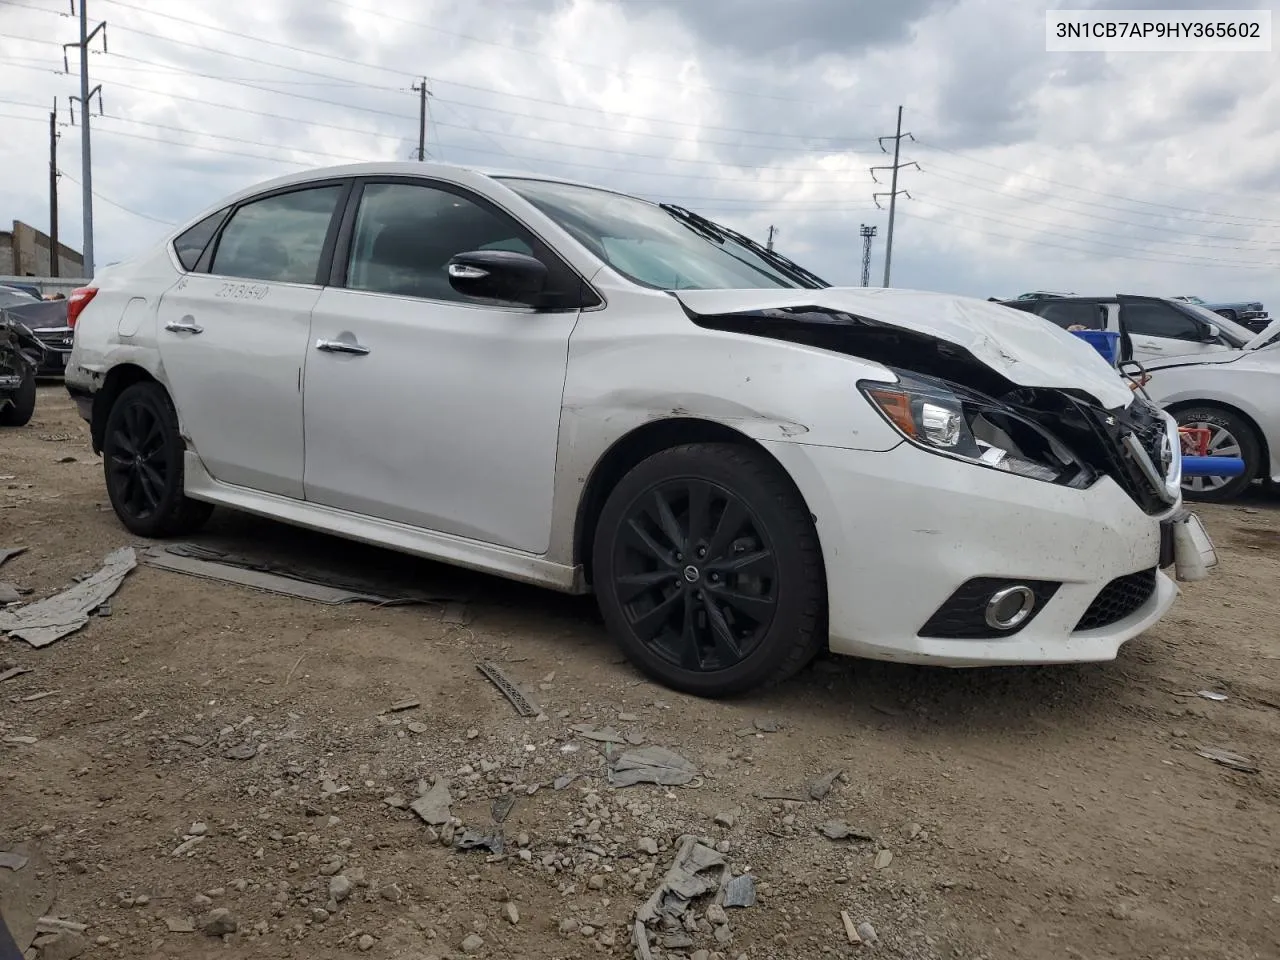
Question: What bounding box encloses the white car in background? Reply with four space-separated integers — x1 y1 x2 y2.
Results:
63 162 1198 696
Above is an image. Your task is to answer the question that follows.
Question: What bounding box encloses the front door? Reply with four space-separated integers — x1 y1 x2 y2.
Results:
156 182 347 499
1118 297 1232 363
301 178 585 554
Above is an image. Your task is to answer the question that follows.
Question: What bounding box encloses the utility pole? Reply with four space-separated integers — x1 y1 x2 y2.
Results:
64 0 106 279
859 224 877 287
412 77 429 161
765 225 777 252
49 102 60 278
871 105 918 288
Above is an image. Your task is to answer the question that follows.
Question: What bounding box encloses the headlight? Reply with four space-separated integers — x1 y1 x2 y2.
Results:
860 371 1094 487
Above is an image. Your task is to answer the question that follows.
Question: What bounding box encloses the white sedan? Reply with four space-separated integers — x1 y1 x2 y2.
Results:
64 162 1193 696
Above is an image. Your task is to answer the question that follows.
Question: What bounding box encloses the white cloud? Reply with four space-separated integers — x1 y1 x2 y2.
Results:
0 0 1275 309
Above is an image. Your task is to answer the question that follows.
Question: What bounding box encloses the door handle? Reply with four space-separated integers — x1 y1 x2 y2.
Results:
164 321 203 334
315 338 370 356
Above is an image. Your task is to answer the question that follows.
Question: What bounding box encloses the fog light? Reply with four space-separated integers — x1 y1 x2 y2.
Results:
984 585 1036 630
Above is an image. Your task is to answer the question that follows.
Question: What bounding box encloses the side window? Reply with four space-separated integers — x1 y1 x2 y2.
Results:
211 185 343 284
173 209 228 272
345 182 545 302
1124 303 1203 341
1037 302 1105 330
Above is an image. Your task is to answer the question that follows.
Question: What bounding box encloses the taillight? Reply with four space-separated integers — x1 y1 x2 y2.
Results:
66 286 98 329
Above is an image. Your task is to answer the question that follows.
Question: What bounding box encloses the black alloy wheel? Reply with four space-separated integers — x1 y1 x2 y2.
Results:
593 443 825 697
102 382 213 537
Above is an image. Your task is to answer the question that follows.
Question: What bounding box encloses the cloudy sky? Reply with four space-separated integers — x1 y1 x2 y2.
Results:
0 0 1276 305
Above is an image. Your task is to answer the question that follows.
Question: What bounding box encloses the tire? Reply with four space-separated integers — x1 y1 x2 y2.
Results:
1215 309 1237 323
102 381 214 537
592 442 826 698
0 364 35 427
1175 405 1261 503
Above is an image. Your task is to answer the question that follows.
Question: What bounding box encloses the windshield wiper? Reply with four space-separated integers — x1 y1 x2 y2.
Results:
658 203 830 289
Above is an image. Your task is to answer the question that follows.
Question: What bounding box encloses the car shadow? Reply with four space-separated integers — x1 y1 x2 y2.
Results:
187 509 1153 741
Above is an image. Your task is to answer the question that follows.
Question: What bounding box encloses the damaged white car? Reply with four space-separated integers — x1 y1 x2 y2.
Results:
63 163 1209 696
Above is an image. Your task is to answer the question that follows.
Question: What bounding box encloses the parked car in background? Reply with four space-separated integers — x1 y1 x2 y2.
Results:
1 281 44 300
999 294 1252 365
1172 295 1269 332
1001 293 1280 502
1 296 73 377
1014 290 1074 301
65 161 1196 696
0 311 40 426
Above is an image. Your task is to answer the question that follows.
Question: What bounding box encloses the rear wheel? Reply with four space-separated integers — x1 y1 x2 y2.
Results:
102 381 213 537
1175 405 1261 503
1215 309 1238 323
592 442 825 698
0 364 36 427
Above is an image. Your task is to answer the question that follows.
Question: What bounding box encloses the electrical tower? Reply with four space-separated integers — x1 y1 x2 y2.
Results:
870 105 918 288
859 224 876 287
64 0 106 278
766 225 777 251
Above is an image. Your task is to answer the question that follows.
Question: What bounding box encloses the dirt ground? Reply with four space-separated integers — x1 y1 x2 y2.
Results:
1 385 1278 960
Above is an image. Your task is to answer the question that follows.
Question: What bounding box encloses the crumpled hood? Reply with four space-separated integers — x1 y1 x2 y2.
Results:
673 287 1135 409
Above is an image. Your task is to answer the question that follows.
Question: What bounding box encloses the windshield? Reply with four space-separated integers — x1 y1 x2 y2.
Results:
1174 300 1255 347
0 288 39 309
499 178 826 291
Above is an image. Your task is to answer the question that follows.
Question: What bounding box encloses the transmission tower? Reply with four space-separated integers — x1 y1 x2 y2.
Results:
859 224 877 287
870 105 919 288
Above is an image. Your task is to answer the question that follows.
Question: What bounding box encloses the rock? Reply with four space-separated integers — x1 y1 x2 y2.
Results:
328 876 354 903
189 822 209 837
198 909 238 937
753 717 780 732
905 822 922 840
319 857 345 876
191 894 213 909
714 811 736 829
410 779 453 826
723 874 756 908
637 837 659 855
588 874 605 890
874 849 893 870
36 932 87 960
134 894 150 906
713 924 733 945
461 933 485 954
819 821 873 842
517 832 530 848
706 904 728 925
692 952 711 960
380 882 403 902
581 925 596 937
559 917 580 934
358 934 375 951
164 918 195 934
503 902 520 925
715 840 731 854
856 921 878 944
309 908 329 924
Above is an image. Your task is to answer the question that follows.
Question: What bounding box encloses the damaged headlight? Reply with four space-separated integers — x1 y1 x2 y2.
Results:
860 371 1094 487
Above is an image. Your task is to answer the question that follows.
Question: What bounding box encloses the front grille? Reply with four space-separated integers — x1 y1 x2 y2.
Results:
1075 568 1157 631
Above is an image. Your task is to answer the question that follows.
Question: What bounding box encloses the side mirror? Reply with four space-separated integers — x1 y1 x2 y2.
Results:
446 250 548 306
1201 322 1221 341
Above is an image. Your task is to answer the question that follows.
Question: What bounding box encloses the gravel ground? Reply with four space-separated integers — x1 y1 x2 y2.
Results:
1 385 1278 960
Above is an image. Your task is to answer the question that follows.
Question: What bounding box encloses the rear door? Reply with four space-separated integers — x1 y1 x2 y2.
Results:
156 180 349 499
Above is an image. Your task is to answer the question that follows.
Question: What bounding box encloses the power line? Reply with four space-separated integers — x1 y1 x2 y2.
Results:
60 170 175 225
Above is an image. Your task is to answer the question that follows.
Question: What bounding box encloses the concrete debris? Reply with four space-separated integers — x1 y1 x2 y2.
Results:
503 902 520 925
819 821 875 842
610 746 698 788
705 903 728 925
0 666 31 683
33 919 86 935
0 546 136 648
635 837 725 925
808 768 844 800
358 934 375 951
632 920 654 960
0 851 30 871
223 742 258 761
198 908 237 937
164 917 195 933
637 837 659 855
328 876 353 903
31 931 86 960
0 547 27 567
874 849 894 869
722 874 757 908
841 910 861 943
753 717 780 732
410 778 452 825
455 828 504 856
461 933 485 954
3 736 37 745
553 774 577 791
1197 746 1259 773
0 583 24 604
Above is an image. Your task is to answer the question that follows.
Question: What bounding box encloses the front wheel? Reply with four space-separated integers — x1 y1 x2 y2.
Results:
102 381 214 537
591 443 826 698
1176 406 1261 503
1215 309 1238 323
0 364 36 427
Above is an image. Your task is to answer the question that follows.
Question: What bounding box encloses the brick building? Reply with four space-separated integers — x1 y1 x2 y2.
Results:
0 220 84 278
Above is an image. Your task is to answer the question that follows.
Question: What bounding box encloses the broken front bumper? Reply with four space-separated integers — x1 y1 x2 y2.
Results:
764 438 1183 667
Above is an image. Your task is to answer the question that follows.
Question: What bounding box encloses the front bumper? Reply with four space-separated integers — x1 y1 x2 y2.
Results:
31 328 73 377
764 439 1181 667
